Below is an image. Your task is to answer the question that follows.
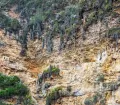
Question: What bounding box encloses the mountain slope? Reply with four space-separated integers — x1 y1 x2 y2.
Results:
0 0 120 105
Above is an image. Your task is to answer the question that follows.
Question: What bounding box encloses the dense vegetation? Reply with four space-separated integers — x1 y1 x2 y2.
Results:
0 73 28 98
0 73 33 105
0 0 118 55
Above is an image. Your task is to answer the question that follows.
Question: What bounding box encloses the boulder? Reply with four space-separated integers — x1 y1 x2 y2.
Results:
73 90 85 96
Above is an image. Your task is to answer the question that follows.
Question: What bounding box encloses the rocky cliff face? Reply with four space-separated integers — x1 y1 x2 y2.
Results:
0 0 120 105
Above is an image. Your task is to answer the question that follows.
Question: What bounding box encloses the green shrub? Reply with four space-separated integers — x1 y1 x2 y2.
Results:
10 19 21 31
0 87 15 98
108 27 120 36
96 74 104 83
43 66 60 77
104 0 112 11
38 66 60 85
92 93 102 104
15 83 29 96
84 11 97 30
98 9 105 21
92 95 98 104
84 93 103 105
0 73 20 88
0 73 29 99
100 99 106 105
84 97 93 105
103 82 118 91
46 87 62 105
22 95 34 105
0 83 28 99
0 101 10 105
